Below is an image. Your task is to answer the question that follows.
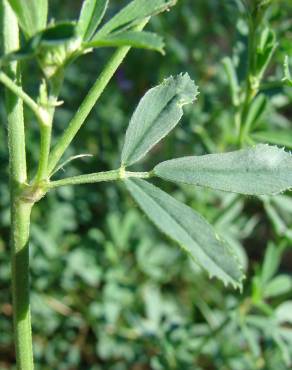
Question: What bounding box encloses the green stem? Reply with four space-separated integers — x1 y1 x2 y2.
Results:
2 1 34 369
0 71 41 121
47 21 148 176
35 124 52 181
10 200 34 370
35 71 64 182
48 169 152 189
238 16 256 146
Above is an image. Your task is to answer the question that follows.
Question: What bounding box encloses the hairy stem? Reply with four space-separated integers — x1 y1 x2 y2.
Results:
47 20 148 176
2 1 34 369
10 200 34 370
48 169 152 189
0 71 41 121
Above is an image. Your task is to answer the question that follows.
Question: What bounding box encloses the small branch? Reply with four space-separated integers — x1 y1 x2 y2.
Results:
48 169 152 189
0 71 44 125
47 20 149 176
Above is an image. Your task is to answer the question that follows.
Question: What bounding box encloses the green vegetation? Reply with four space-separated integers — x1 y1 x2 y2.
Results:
0 0 291 369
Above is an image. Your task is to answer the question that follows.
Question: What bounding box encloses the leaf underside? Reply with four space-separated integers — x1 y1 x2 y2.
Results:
155 144 292 195
125 178 244 289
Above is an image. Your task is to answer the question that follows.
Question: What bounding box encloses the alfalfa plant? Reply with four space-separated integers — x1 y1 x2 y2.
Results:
0 0 291 369
223 0 292 147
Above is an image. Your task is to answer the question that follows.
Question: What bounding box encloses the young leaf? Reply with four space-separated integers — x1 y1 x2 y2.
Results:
254 27 276 80
154 144 292 195
125 178 244 289
260 242 282 285
94 0 177 37
263 275 292 299
121 73 198 166
222 57 240 106
242 94 267 137
0 22 78 70
77 0 109 41
7 0 48 37
283 55 292 86
85 31 165 53
37 22 77 47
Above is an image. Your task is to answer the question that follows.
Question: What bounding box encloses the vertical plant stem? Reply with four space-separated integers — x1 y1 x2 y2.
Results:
10 200 34 370
2 1 34 369
238 16 256 146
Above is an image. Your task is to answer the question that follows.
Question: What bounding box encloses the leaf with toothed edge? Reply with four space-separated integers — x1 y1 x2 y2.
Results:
155 144 292 196
125 178 244 289
121 73 199 167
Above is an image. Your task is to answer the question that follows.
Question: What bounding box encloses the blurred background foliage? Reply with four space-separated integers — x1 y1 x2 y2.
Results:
1 0 292 369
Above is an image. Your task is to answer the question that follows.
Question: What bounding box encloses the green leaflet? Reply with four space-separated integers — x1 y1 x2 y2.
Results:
125 178 244 289
77 0 109 41
85 31 165 53
94 0 177 37
154 144 292 196
121 73 198 166
7 0 48 37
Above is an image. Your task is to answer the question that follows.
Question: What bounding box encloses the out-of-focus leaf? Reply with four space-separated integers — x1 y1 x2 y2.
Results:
283 55 292 86
243 94 267 135
121 73 198 166
222 57 240 106
254 27 276 79
252 130 292 149
77 0 109 41
95 0 177 37
125 178 244 289
7 0 48 37
264 275 292 298
155 145 292 195
276 302 292 324
261 242 282 286
0 22 77 65
85 31 165 53
37 22 77 47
